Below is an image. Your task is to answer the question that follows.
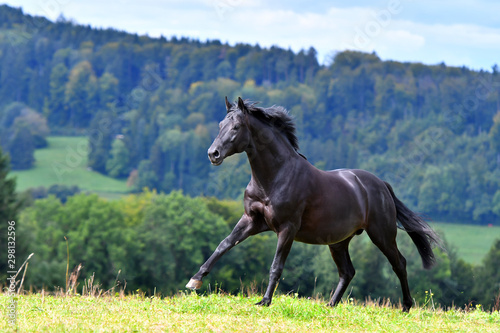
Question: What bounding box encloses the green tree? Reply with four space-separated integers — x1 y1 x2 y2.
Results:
64 61 97 127
106 138 130 178
18 196 67 288
472 239 500 309
20 194 132 289
418 164 468 218
0 102 49 148
133 191 231 294
493 191 500 218
152 128 187 191
133 160 158 191
98 72 119 106
87 110 116 174
12 106 50 148
7 126 35 170
490 111 500 155
446 250 475 308
45 63 69 126
0 147 21 282
1 102 26 129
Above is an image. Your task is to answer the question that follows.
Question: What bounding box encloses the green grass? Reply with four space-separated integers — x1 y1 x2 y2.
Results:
1 293 498 332
431 222 500 265
10 136 128 197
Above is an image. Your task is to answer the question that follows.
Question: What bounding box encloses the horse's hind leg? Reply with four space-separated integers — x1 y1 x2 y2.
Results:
366 225 413 312
327 236 355 307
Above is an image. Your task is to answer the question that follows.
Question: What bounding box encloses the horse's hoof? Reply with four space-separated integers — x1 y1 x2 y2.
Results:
255 298 271 306
186 279 203 290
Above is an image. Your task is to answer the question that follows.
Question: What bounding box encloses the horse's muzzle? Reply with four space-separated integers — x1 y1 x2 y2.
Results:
208 147 223 165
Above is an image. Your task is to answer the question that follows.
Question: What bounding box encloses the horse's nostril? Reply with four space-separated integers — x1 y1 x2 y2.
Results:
208 147 222 165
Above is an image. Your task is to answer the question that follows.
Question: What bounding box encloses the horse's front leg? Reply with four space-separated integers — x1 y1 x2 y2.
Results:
186 214 267 290
256 224 297 306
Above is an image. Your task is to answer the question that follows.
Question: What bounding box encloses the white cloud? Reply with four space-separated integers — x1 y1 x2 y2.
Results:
378 29 426 52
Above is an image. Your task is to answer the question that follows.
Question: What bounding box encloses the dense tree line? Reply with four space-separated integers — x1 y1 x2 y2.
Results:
0 146 21 280
14 190 500 310
0 4 499 224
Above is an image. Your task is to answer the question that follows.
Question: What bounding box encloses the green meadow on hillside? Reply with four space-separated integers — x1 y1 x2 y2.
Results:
11 137 128 198
430 223 500 265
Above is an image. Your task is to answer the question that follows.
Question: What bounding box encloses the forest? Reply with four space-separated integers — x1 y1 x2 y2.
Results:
0 5 499 309
1 5 499 223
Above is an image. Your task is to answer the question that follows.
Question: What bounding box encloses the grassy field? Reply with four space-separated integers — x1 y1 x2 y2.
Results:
431 223 500 265
1 293 499 332
10 136 128 198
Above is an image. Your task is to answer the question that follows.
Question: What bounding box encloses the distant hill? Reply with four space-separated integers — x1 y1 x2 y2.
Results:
1 4 499 224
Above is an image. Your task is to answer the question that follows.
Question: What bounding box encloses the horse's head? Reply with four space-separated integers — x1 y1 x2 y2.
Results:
208 97 251 166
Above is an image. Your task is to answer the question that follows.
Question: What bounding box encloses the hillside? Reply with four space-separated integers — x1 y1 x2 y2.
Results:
10 136 128 198
0 5 499 223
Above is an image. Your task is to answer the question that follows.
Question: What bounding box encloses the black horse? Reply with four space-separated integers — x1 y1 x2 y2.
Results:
186 97 442 312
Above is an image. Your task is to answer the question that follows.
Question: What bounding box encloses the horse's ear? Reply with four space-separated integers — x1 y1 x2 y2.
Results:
225 96 232 113
237 97 248 113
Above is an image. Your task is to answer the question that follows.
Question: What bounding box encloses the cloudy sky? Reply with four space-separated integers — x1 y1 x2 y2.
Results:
2 0 500 71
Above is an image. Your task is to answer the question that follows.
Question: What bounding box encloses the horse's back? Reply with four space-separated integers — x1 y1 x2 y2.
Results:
334 168 398 228
326 168 391 198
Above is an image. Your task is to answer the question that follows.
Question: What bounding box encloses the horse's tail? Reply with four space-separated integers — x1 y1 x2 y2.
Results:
385 181 443 269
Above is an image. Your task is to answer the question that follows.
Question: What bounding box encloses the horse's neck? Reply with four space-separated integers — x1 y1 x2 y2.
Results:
246 127 298 193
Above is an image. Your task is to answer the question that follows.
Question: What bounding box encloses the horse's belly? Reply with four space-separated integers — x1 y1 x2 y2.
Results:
295 199 366 245
294 219 363 245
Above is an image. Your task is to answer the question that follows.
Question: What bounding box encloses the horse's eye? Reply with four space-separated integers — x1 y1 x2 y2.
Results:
233 124 240 130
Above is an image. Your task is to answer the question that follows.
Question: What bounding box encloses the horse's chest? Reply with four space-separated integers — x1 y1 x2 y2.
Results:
250 198 292 233
263 203 276 227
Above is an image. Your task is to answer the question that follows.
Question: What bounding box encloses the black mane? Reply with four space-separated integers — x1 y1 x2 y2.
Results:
231 100 301 154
